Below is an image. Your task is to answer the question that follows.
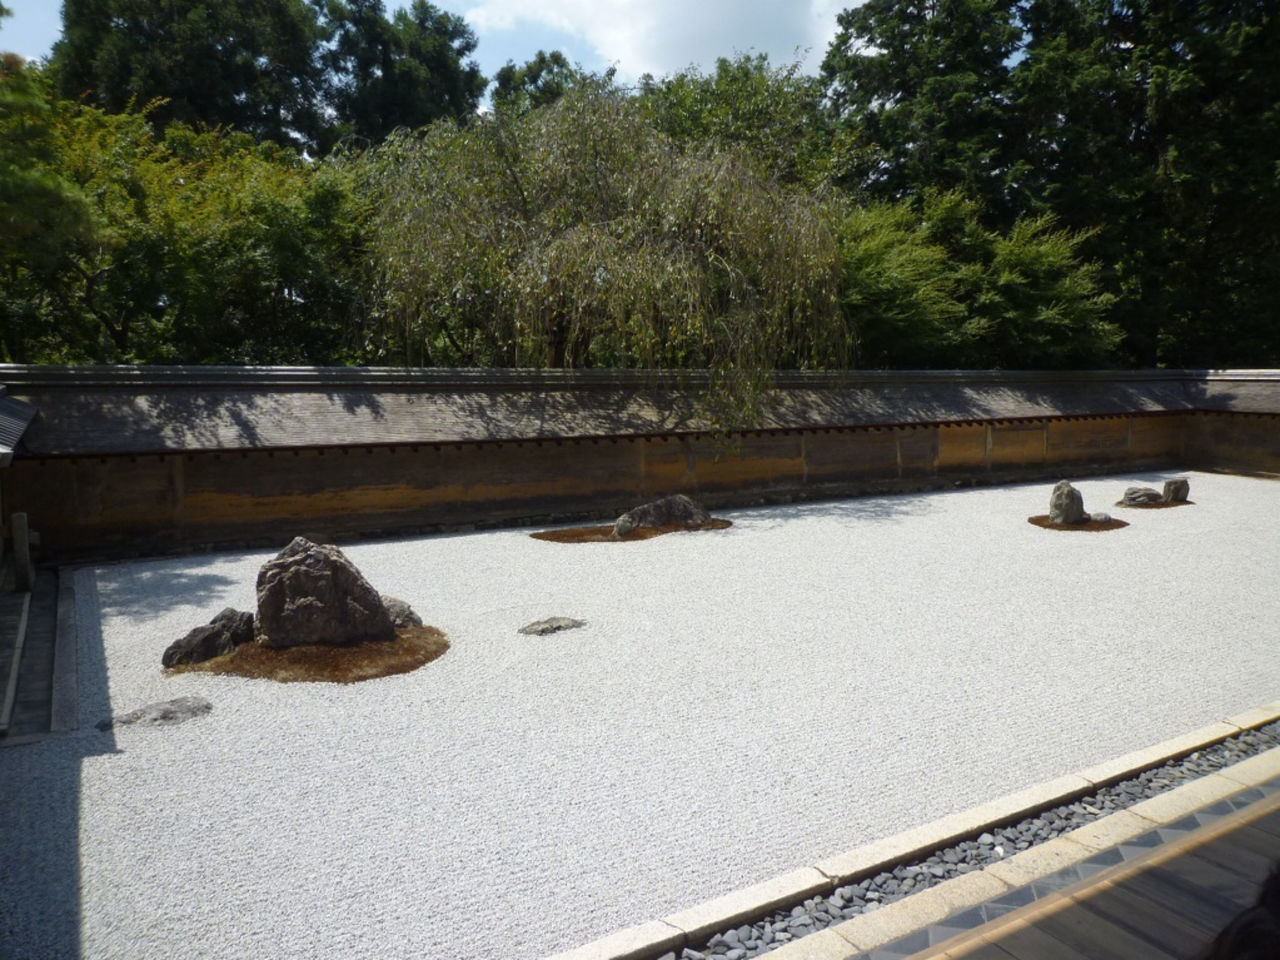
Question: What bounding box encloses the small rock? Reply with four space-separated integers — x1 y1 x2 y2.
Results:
613 493 712 537
1089 512 1112 524
1049 480 1086 524
1162 477 1190 502
381 595 422 628
98 696 212 731
162 608 253 667
518 617 586 636
1122 486 1162 505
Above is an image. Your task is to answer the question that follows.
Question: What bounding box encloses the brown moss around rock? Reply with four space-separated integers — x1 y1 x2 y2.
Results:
531 519 733 543
1027 515 1130 532
167 625 449 684
1114 500 1195 509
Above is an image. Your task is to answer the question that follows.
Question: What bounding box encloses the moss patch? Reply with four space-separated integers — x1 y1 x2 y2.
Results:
531 519 733 543
168 625 449 684
1028 515 1130 532
1114 499 1195 509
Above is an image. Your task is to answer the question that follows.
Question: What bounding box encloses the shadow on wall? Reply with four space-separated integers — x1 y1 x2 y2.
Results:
0 571 118 960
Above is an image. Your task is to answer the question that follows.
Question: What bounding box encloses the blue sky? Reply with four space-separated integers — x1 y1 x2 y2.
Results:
0 1 847 84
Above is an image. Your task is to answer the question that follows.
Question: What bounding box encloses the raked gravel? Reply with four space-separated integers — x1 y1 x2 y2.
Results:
1 470 1278 960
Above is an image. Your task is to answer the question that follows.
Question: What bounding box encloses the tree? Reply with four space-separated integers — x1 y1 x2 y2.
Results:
52 0 327 151
323 0 485 148
641 54 832 186
358 85 847 423
821 0 1026 218
1011 0 1280 366
0 54 93 361
491 50 586 115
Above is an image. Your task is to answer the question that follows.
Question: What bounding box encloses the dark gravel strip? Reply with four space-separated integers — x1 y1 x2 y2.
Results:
666 719 1280 960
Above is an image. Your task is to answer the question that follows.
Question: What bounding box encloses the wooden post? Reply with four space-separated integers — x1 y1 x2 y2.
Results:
12 512 32 592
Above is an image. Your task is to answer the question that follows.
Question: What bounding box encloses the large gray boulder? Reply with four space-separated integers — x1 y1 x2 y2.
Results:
255 537 395 649
1049 480 1086 525
1122 486 1162 506
162 608 254 667
1163 478 1190 503
614 494 711 537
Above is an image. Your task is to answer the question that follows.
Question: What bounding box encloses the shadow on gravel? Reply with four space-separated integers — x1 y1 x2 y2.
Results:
94 555 240 619
0 571 118 960
727 492 936 530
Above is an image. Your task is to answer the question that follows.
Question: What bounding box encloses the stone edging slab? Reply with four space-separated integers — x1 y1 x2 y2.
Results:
543 700 1280 960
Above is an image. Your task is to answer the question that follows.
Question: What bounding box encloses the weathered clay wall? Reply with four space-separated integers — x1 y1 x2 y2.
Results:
5 412 1202 560
1187 412 1280 476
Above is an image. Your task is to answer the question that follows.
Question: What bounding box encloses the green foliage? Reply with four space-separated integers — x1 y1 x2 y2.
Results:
323 0 485 149
824 0 1280 367
822 0 1026 216
640 54 832 186
835 191 1116 369
51 0 485 154
0 86 363 363
492 50 591 116
358 85 846 423
53 0 327 151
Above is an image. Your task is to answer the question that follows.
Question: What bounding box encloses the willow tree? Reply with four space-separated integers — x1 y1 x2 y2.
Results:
357 85 847 425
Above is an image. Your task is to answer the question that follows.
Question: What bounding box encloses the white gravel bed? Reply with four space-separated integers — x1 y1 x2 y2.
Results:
2 470 1278 960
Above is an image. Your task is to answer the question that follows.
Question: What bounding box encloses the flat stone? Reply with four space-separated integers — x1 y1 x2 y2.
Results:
1217 747 1280 788
1122 486 1162 505
984 836 1093 887
1124 774 1245 827
99 696 213 731
757 927 859 959
664 868 832 944
1075 722 1239 788
1061 810 1156 850
519 617 587 636
827 885 951 951
542 920 685 960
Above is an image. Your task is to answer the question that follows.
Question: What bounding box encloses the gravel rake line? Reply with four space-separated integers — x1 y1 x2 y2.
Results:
674 719 1280 960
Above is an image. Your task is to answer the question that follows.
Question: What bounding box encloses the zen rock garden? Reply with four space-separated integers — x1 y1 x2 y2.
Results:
1030 476 1191 531
161 536 448 684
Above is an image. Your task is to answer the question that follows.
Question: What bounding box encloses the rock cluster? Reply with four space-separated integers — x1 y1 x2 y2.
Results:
614 494 712 537
163 537 421 667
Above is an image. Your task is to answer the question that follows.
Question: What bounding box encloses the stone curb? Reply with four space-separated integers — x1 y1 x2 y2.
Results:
541 702 1280 960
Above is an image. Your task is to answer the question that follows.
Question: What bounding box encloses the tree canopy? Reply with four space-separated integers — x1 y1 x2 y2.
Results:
1 0 1277 383
51 0 484 153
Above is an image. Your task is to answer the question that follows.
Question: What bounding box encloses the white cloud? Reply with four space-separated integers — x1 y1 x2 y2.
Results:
461 0 850 80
